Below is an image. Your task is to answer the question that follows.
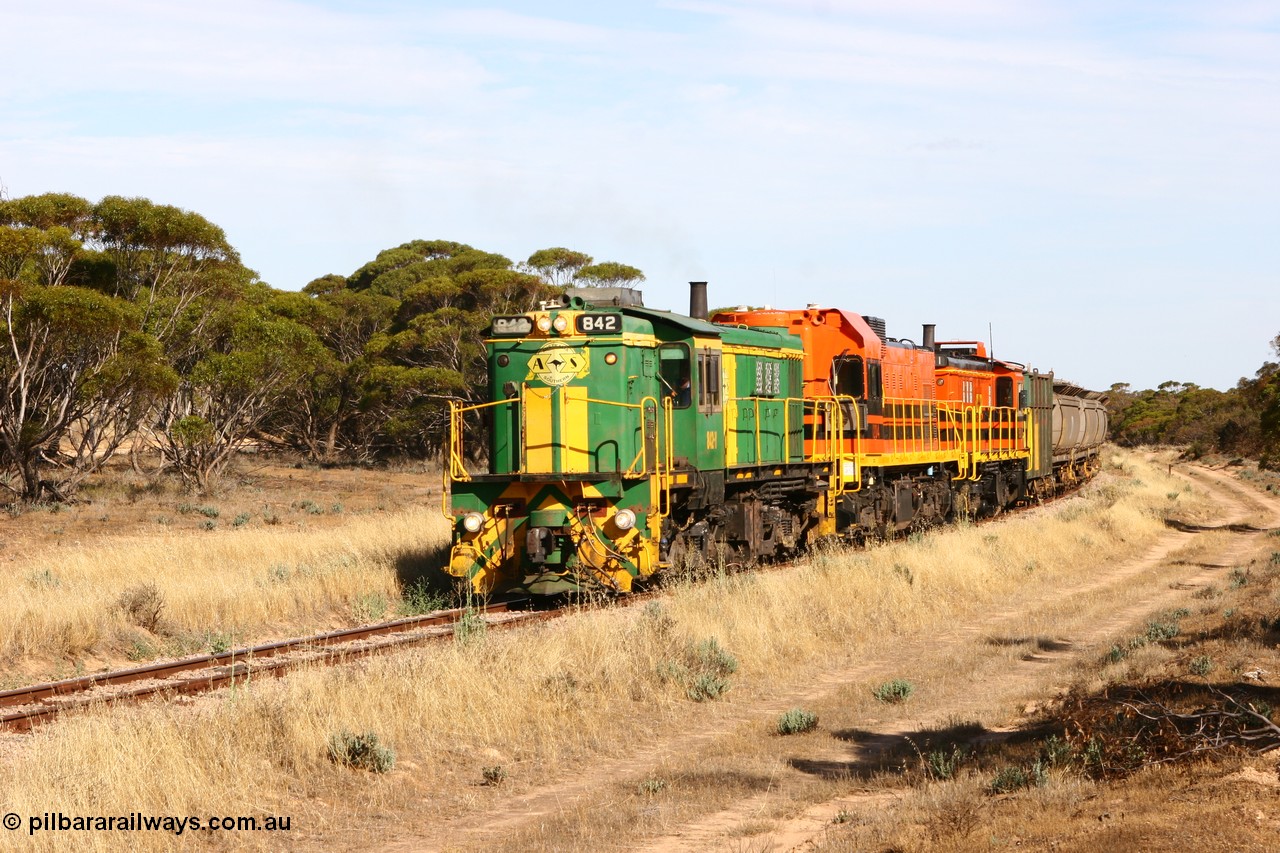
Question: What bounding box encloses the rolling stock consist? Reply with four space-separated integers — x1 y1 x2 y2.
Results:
445 283 1107 596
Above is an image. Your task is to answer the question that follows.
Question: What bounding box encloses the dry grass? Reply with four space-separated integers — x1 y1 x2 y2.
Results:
0 449 1208 852
0 507 451 673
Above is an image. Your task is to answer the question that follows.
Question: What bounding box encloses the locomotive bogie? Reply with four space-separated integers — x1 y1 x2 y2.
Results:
448 478 661 594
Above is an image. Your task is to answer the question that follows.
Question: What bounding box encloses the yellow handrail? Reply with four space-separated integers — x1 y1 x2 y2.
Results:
726 395 857 467
446 389 665 480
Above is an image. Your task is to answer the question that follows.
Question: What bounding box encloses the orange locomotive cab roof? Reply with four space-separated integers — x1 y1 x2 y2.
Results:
712 307 889 397
711 306 885 358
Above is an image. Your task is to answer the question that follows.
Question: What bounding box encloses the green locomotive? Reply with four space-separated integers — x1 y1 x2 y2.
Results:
445 284 841 595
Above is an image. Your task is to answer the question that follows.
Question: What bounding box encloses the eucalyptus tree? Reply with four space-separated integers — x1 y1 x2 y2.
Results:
0 192 93 287
150 287 328 491
573 261 645 288
264 279 398 461
0 281 174 501
523 247 593 286
281 240 563 460
92 195 240 342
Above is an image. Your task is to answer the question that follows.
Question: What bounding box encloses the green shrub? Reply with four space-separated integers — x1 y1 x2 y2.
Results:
657 635 739 702
776 708 819 735
1190 655 1213 677
399 579 447 616
454 608 487 645
1041 735 1072 768
126 636 157 661
481 765 507 786
692 637 738 675
351 592 388 623
1145 620 1179 642
639 778 667 795
873 678 914 703
1081 737 1105 774
206 632 233 655
987 766 1029 794
926 745 969 780
687 672 731 702
327 731 395 773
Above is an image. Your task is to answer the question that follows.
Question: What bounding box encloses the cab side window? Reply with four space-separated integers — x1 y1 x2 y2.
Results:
832 355 865 398
660 343 691 408
996 376 1014 408
698 349 721 412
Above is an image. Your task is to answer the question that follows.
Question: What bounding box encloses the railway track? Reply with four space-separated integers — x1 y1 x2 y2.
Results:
0 474 1103 735
0 600 555 733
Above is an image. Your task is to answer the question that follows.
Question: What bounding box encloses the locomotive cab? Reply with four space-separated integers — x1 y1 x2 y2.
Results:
445 287 815 596
447 296 668 594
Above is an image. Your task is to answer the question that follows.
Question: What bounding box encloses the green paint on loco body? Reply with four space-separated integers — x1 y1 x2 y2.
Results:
483 306 805 477
451 297 810 593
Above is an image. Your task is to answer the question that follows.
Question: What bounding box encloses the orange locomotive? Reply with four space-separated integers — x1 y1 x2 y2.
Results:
712 304 1096 539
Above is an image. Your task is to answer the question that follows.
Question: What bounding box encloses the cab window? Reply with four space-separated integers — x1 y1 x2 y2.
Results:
659 343 691 408
697 349 721 412
832 355 864 398
996 376 1014 408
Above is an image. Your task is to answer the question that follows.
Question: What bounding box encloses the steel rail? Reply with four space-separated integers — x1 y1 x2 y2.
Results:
0 600 547 732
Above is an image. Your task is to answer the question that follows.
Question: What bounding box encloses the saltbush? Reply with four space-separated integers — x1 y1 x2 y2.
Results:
776 708 819 735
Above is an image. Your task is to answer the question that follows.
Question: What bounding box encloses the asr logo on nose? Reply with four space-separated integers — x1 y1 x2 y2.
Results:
527 343 589 386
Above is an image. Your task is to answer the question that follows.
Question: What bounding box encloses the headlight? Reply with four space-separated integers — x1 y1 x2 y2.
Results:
552 315 569 332
614 509 636 531
462 512 484 533
536 315 552 332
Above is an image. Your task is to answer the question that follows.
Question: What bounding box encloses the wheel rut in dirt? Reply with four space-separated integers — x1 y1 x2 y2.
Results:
380 461 1279 853
641 463 1280 853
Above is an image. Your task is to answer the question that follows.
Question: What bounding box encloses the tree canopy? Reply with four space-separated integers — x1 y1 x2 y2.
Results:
1106 334 1280 468
0 202 641 498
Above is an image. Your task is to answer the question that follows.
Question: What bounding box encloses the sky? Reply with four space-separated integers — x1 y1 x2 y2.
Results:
2 0 1276 391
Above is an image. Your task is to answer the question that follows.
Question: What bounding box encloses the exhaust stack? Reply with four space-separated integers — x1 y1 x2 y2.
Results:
922 323 936 351
689 281 708 321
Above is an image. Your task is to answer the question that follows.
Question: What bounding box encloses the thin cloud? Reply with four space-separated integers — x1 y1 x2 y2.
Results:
1 0 490 107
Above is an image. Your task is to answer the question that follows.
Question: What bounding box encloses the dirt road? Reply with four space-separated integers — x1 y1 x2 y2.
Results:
383 461 1280 853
